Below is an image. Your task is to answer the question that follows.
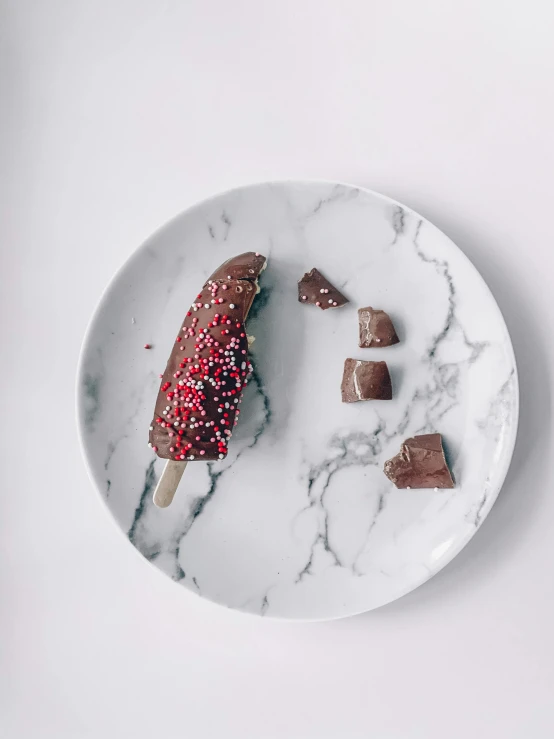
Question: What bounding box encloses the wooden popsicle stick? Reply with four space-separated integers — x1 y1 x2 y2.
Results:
153 460 187 508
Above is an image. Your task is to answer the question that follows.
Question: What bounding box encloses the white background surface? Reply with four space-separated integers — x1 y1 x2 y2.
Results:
2 1 553 737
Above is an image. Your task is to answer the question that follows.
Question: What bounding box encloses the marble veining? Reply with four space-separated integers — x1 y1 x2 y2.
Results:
77 181 518 620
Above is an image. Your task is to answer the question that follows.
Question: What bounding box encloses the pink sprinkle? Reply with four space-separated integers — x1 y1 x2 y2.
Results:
218 298 224 303
222 285 227 290
152 446 158 452
210 437 216 442
144 344 151 349
199 450 205 455
159 374 163 378
315 301 321 307
195 436 201 441
301 295 307 300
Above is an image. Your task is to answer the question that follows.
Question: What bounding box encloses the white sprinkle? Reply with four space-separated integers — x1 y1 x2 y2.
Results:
376 338 381 343
229 303 235 309
407 486 411 490
162 410 167 415
328 299 333 304
204 304 209 309
148 442 152 447
219 453 225 458
434 487 438 492
320 288 325 293
189 455 195 460
227 275 231 279
149 426 153 431
218 408 222 412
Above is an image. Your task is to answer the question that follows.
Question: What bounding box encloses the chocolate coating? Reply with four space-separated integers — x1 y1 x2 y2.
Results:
298 268 349 309
208 252 267 284
383 433 455 489
341 359 392 402
358 306 399 348
149 252 266 461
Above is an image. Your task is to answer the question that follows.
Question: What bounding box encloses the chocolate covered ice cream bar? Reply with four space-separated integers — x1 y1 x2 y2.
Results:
383 433 455 489
149 251 266 463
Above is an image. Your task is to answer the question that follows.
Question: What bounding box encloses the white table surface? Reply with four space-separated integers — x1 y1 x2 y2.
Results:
2 1 553 737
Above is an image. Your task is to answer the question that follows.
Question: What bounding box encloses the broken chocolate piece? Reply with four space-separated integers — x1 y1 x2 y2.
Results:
383 433 454 489
341 359 392 402
298 268 348 310
358 306 399 348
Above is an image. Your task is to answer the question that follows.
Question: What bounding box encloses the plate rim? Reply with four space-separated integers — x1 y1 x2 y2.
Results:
76 178 520 621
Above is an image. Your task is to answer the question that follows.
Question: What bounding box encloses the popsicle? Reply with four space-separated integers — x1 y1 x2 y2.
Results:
149 251 267 507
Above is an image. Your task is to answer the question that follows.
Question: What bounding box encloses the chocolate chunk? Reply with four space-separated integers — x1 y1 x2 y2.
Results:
298 268 349 309
341 359 392 402
383 434 455 489
358 306 399 348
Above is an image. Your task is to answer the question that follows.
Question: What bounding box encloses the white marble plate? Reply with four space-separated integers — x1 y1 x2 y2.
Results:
77 181 518 620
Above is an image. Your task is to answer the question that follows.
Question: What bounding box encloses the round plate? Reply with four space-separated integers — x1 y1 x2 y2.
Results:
77 181 518 620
